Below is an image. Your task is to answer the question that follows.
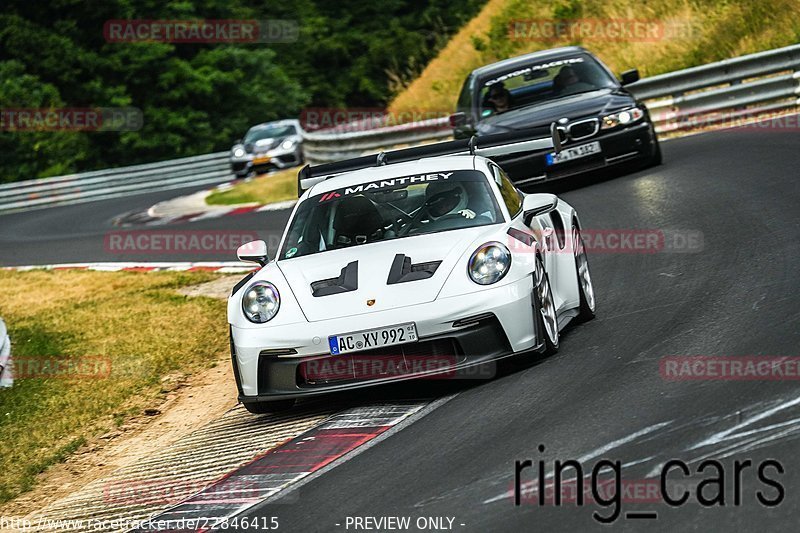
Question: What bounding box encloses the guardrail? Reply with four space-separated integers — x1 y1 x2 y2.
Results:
630 44 800 133
301 117 452 164
0 152 233 214
302 43 800 163
2 44 798 214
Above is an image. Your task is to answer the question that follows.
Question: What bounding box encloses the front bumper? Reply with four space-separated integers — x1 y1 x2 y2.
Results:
229 145 304 176
231 275 538 401
491 120 658 184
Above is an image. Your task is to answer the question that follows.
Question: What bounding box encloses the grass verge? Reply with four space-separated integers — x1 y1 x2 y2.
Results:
389 0 800 114
0 270 230 504
205 168 299 206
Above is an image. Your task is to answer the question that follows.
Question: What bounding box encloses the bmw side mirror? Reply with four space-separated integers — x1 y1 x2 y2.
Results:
522 194 559 226
449 112 467 127
620 69 640 85
237 240 269 266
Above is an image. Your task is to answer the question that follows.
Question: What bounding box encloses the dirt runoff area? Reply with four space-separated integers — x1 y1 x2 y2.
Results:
0 276 242 519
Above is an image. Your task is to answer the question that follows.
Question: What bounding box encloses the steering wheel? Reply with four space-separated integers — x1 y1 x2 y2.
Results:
422 212 470 230
397 190 465 237
391 213 413 234
432 213 466 223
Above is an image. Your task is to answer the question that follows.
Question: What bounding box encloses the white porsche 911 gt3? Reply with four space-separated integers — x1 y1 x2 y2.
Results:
228 133 595 413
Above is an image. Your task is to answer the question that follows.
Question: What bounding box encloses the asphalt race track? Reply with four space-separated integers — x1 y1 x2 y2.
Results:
0 182 291 266
3 123 800 530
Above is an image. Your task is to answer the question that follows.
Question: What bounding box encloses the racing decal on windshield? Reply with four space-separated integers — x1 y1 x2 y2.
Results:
318 191 342 202
316 171 454 203
484 57 585 86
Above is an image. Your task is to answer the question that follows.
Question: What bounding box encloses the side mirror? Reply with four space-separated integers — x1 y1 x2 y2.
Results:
237 240 269 266
449 112 467 128
522 193 558 226
234 138 243 145
620 69 640 86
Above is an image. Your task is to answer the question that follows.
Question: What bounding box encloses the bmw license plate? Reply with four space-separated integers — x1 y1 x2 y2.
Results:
329 323 418 355
545 141 601 165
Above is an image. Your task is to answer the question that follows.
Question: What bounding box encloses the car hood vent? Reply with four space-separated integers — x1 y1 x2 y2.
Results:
311 261 358 297
277 226 496 322
386 254 442 285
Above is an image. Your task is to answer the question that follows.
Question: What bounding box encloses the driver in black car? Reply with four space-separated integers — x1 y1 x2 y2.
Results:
484 82 514 114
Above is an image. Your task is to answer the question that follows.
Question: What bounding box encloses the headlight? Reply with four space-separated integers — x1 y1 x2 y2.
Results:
281 139 297 150
468 242 511 285
241 281 280 323
233 147 245 158
601 106 645 129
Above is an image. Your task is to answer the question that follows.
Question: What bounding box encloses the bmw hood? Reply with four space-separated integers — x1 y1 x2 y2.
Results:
476 89 635 135
276 225 497 322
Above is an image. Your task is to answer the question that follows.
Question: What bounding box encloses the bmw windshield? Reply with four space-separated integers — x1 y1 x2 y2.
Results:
245 124 297 143
280 170 502 260
477 54 618 117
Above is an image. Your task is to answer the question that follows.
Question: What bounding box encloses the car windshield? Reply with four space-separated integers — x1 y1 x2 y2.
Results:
280 170 503 260
244 124 297 143
479 54 617 117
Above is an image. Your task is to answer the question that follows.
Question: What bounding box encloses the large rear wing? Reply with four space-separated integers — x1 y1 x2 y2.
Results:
297 123 564 197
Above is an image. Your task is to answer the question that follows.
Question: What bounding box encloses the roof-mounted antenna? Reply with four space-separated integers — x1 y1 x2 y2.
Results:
468 136 478 155
376 152 387 166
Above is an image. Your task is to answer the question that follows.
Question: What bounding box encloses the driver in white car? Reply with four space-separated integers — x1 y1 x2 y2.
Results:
424 181 494 223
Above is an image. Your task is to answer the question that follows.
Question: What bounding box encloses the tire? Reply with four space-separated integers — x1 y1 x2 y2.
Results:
648 137 663 167
243 399 296 414
533 255 559 355
572 225 596 321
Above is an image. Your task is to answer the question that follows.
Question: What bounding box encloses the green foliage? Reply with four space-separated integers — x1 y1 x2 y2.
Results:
552 0 583 20
0 0 485 182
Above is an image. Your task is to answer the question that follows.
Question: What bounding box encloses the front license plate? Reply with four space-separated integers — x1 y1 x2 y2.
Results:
252 156 271 164
329 323 418 355
545 141 601 165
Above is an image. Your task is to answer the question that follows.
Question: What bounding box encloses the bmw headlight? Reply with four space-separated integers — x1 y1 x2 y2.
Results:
468 242 511 285
281 139 297 150
233 147 245 158
242 281 280 323
601 106 645 129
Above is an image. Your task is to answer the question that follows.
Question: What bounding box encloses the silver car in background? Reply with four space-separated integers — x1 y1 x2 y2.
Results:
230 119 305 178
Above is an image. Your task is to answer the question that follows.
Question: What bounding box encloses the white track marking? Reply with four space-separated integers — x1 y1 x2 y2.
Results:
483 421 671 504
